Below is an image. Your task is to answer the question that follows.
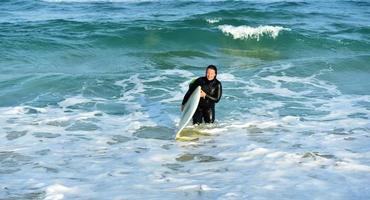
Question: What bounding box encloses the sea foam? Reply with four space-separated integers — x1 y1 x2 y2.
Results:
206 18 221 24
45 184 78 200
218 25 290 41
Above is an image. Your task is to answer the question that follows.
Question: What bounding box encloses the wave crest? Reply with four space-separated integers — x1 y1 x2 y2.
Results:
218 25 290 41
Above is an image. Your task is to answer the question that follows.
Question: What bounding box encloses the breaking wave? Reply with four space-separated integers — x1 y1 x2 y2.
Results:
218 25 291 41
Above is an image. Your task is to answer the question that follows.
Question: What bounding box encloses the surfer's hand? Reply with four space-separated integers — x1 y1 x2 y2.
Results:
200 90 206 99
181 105 184 111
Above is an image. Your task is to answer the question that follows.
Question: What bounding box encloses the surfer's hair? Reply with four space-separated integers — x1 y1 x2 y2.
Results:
206 65 217 76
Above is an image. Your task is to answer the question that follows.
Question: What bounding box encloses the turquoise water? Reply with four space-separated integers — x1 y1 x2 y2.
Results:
1 0 370 199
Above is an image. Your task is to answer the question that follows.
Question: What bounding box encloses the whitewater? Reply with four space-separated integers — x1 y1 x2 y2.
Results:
1 0 370 199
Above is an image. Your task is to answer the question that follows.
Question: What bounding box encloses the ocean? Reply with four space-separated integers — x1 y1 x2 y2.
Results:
1 0 370 199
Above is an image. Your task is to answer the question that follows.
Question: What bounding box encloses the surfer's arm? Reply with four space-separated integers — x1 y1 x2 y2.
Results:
205 82 222 103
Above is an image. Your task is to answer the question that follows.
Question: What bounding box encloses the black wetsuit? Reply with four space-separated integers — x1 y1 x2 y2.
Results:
182 77 222 124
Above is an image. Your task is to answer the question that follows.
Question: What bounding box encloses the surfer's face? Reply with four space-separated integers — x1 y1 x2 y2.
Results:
206 68 216 81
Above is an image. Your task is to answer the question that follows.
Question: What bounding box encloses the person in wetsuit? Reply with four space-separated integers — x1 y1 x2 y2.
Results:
181 65 222 124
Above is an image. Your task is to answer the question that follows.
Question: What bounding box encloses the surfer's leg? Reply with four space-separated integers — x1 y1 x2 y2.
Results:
203 107 213 123
211 106 215 123
192 108 203 124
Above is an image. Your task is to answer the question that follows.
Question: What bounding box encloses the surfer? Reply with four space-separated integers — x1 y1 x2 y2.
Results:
181 65 222 124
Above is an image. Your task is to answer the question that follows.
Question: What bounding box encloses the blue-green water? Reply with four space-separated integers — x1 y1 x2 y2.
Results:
1 0 370 199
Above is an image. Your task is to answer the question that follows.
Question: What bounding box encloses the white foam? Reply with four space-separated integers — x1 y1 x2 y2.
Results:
141 75 167 83
160 90 184 103
173 184 217 191
162 69 195 78
2 61 370 200
218 25 290 41
245 65 341 99
58 95 92 108
139 153 174 163
160 78 192 103
45 184 77 200
259 63 295 73
2 106 47 115
248 101 284 117
314 95 370 121
248 83 297 97
217 73 236 82
281 116 301 124
115 74 146 101
206 18 221 24
237 147 270 161
335 161 370 172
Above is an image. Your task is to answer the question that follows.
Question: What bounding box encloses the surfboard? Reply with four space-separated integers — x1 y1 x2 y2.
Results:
175 86 201 139
176 128 210 141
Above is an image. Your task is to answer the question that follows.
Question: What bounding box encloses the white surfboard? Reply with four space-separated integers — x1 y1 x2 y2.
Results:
175 86 201 139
